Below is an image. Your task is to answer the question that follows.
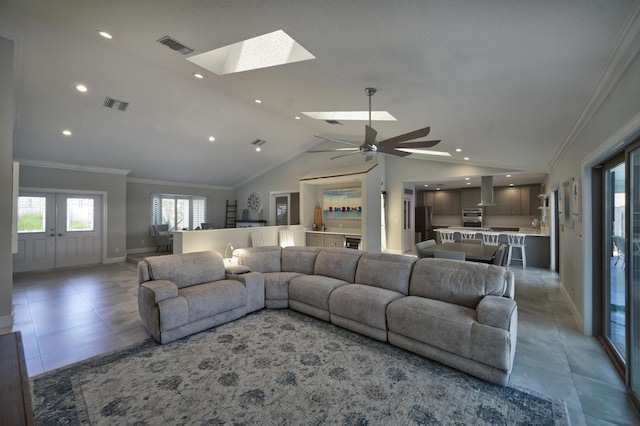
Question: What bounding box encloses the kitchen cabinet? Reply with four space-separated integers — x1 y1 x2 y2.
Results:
433 191 461 215
487 188 528 215
306 232 347 248
460 189 481 209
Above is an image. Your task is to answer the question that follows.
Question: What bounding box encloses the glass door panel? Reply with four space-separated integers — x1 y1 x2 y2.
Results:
604 161 626 362
628 146 640 402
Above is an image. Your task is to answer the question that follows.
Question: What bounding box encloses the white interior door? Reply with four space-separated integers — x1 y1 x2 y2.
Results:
13 192 102 272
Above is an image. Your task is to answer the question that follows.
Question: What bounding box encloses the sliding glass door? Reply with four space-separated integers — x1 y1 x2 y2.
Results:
603 158 626 366
628 144 640 406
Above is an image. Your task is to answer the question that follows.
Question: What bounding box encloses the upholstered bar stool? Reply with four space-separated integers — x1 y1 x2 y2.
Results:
436 229 456 244
480 231 501 246
506 233 527 268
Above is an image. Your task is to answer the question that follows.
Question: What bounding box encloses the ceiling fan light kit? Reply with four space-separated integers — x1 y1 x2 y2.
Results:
307 88 441 160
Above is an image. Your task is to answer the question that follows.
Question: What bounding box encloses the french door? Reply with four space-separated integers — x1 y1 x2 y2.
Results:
13 192 102 272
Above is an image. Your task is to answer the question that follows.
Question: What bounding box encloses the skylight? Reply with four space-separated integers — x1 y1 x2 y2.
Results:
301 111 397 121
186 30 315 75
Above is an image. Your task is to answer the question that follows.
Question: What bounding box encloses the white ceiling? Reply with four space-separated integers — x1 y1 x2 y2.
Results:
1 0 637 188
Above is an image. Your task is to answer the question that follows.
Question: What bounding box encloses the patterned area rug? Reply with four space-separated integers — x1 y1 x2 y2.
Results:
32 310 569 425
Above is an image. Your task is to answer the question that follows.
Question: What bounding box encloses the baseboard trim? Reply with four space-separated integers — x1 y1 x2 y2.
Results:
126 247 156 254
559 282 585 334
0 313 14 328
104 256 127 264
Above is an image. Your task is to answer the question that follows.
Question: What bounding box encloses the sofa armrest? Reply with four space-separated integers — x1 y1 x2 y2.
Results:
227 272 265 312
225 265 251 276
504 270 515 298
476 295 517 330
139 279 179 303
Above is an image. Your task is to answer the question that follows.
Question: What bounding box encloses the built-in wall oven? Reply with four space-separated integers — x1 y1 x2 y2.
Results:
462 208 483 228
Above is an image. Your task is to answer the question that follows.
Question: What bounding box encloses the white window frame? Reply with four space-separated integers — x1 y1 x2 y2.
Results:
151 193 206 231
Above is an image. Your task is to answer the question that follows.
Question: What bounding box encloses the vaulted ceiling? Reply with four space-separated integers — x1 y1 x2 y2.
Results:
1 0 637 188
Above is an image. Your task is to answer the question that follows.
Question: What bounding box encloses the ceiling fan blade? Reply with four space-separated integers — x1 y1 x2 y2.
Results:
381 139 442 149
379 147 411 157
307 148 359 153
364 125 377 146
378 126 431 145
313 135 361 147
331 151 361 160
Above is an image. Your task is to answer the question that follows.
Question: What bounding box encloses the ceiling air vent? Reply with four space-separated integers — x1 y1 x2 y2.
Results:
251 139 267 147
157 36 194 55
103 97 129 112
325 120 343 125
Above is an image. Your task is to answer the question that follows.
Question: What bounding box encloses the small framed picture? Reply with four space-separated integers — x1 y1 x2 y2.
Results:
571 178 581 221
562 179 573 228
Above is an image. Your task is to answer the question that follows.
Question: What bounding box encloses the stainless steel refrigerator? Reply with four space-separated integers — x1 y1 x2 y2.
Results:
415 205 434 242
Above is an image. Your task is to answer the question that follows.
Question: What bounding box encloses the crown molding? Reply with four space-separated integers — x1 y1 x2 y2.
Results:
126 177 233 191
16 159 130 175
548 2 640 170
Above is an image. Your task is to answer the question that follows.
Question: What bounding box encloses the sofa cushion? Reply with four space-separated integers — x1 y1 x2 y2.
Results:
263 271 303 301
289 274 349 311
179 279 247 322
314 248 363 283
387 296 475 358
354 252 416 295
329 283 404 331
282 246 321 274
409 258 506 309
237 246 282 273
145 251 226 289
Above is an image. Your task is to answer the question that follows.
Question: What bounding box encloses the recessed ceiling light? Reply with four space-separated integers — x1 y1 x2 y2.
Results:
424 184 429 187
187 29 315 75
456 148 462 152
302 111 397 121
467 182 471 185
397 149 451 157
464 177 470 181
254 99 262 104
193 73 204 79
75 84 88 93
463 157 470 160
208 136 215 142
97 30 112 39
509 183 515 187
436 187 441 191
62 130 72 136
506 174 512 177
294 116 301 120
256 147 261 152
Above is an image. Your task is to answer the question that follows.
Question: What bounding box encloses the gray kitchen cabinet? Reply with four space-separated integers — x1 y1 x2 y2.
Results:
433 191 461 215
306 232 346 248
306 233 325 247
460 189 481 209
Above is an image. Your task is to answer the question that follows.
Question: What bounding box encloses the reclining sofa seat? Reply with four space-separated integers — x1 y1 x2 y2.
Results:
329 252 417 342
137 250 264 344
288 248 364 322
236 246 321 309
386 258 517 386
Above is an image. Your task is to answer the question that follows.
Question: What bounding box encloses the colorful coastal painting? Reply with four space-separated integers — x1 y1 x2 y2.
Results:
323 187 362 219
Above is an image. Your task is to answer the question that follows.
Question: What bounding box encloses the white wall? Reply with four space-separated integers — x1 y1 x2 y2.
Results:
547 46 640 334
0 36 14 327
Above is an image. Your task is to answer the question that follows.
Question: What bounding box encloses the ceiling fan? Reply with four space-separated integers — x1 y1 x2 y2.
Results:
307 88 441 161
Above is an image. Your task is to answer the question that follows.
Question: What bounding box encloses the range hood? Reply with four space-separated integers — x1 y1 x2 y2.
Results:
478 176 497 206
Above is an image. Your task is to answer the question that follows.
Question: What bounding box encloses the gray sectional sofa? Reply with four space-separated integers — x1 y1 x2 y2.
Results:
137 246 517 385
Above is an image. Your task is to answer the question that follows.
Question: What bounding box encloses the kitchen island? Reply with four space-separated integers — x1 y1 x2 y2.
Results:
434 227 551 268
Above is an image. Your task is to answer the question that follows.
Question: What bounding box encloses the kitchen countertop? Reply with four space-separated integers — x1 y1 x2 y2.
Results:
306 230 362 237
436 227 549 237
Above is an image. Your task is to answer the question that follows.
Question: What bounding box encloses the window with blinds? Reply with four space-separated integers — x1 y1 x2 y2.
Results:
151 194 207 231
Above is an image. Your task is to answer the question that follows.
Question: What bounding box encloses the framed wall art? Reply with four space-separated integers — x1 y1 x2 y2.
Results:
571 177 581 221
323 187 362 219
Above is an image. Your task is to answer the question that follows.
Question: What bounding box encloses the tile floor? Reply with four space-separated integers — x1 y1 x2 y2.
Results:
1 257 639 425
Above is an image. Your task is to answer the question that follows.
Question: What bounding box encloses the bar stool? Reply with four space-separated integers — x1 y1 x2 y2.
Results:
506 233 527 268
459 230 477 242
481 231 501 246
436 229 456 244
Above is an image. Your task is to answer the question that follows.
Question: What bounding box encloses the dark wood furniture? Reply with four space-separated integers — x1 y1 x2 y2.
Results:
0 331 35 425
421 242 500 263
